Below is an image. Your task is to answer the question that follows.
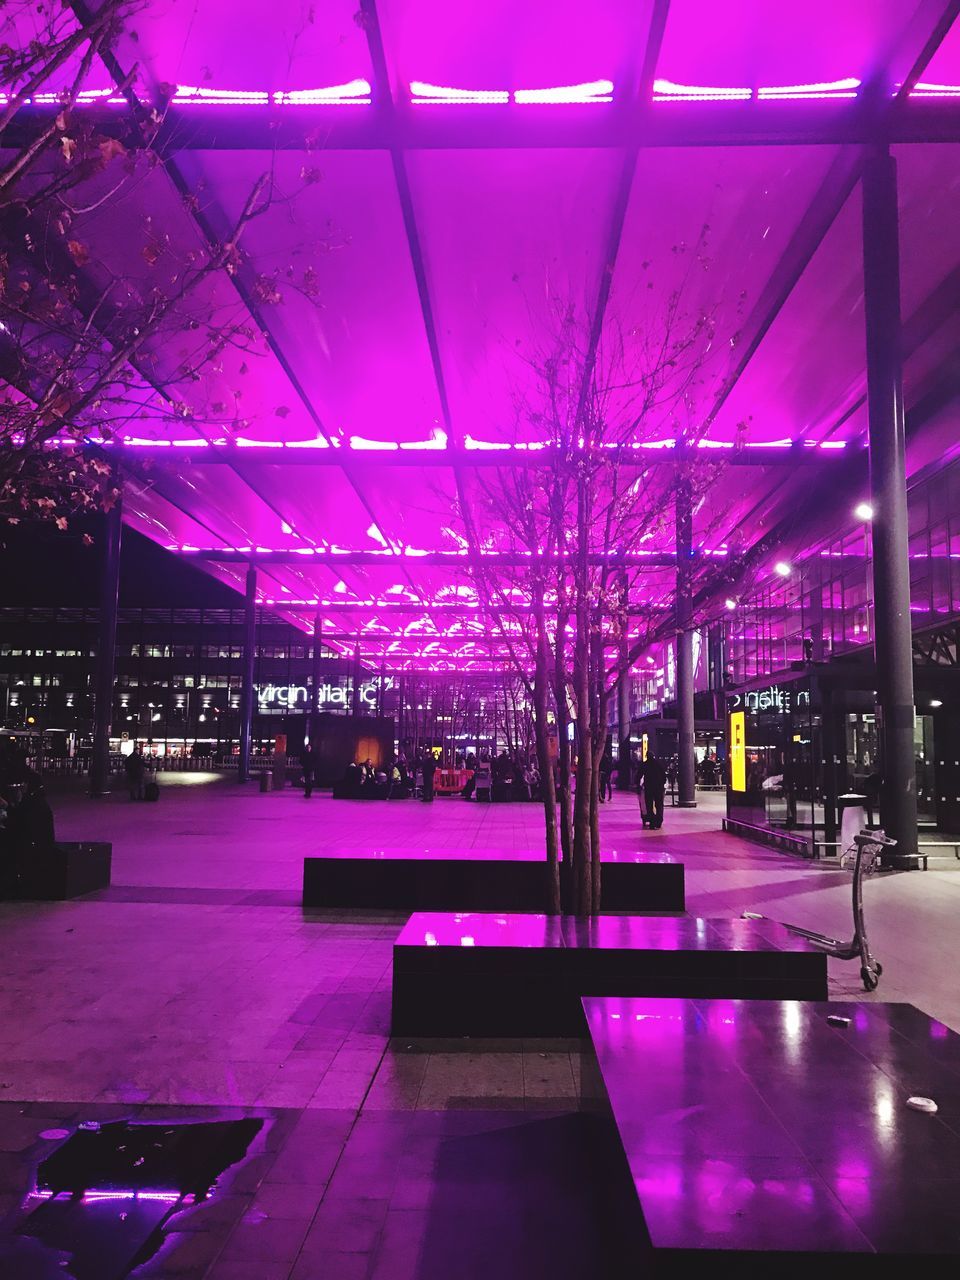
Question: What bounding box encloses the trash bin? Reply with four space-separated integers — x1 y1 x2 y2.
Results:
838 792 867 857
259 770 273 793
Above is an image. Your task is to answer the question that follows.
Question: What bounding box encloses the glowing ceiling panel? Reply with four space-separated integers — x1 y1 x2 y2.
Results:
174 149 446 450
405 147 622 446
112 0 371 100
655 0 920 91
917 13 960 91
605 145 838 444
711 188 867 447
377 0 653 98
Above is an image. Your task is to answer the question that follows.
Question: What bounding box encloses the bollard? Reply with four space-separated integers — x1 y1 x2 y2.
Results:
259 770 273 793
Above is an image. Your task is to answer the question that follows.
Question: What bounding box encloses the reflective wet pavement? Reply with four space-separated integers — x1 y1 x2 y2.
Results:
584 997 960 1262
0 787 957 1276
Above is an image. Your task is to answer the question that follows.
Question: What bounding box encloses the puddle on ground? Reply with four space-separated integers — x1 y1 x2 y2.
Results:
5 1117 263 1280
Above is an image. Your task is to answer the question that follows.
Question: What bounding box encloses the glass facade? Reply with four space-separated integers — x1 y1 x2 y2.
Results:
726 455 960 684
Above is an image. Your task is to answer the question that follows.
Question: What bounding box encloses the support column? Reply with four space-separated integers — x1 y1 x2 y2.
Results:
310 612 323 741
617 672 632 791
617 571 632 790
675 476 697 808
90 499 122 798
862 147 919 867
351 645 362 717
237 564 257 783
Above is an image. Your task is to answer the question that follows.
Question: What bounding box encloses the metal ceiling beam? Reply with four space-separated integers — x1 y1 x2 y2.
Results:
96 443 854 470
64 0 425 611
255 600 657 614
177 549 681 566
9 101 960 152
575 1 668 427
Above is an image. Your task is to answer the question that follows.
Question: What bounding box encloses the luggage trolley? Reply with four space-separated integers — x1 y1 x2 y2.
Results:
744 828 895 992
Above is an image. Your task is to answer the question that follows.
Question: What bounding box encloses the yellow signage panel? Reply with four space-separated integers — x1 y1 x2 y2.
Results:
730 711 746 792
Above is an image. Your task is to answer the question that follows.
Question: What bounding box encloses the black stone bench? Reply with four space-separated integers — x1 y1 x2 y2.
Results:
581 996 960 1270
304 849 684 913
3 842 112 900
391 912 827 1037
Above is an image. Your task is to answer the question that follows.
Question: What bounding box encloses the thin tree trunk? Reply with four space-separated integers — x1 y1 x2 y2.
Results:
572 479 594 916
589 624 606 912
533 597 561 914
553 610 573 894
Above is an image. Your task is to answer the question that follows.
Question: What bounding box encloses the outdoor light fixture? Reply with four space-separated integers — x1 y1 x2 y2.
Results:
854 502 874 521
724 598 737 610
930 699 943 708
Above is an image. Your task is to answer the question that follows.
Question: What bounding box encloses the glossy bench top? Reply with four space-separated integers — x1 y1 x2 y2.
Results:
313 847 677 864
583 996 960 1257
395 912 816 953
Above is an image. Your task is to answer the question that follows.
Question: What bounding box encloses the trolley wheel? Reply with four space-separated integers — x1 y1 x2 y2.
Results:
861 966 879 992
875 962 883 976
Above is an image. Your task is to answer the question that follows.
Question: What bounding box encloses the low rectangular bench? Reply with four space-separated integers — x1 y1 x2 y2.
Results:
4 842 112 900
391 912 827 1037
304 849 684 913
581 996 960 1270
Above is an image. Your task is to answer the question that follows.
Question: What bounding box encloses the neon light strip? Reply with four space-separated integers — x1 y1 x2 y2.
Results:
654 77 860 103
410 81 509 104
758 77 860 99
410 80 613 105
911 82 960 97
172 79 371 106
41 434 849 454
653 79 751 101
514 80 613 104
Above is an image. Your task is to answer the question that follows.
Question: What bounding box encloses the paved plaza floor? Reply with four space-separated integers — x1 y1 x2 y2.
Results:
1 781 958 1277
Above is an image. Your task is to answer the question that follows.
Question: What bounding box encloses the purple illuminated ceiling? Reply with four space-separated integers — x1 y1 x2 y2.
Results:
6 1 960 670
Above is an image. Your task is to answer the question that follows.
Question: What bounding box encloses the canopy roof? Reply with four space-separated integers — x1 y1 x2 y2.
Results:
6 1 960 670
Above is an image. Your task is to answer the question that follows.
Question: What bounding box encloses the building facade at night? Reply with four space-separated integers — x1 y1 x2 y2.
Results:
0 604 385 758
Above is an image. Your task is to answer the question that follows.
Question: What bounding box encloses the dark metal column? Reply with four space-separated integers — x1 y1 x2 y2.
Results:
862 146 919 867
675 477 697 808
617 672 632 791
351 645 362 717
617 570 632 790
310 612 323 742
237 564 257 783
90 499 123 798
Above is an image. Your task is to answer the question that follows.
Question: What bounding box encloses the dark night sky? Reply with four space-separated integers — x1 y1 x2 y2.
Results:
0 517 240 609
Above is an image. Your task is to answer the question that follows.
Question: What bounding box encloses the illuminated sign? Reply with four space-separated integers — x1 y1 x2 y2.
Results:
730 711 746 792
729 684 810 715
256 681 384 710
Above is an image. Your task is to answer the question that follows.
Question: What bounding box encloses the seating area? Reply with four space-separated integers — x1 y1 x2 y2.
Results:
581 996 960 1267
391 911 828 1036
303 847 684 912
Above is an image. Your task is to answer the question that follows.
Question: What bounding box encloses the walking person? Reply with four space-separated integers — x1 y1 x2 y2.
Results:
474 755 492 802
421 750 437 803
636 754 667 830
300 741 319 798
599 750 614 803
124 746 145 801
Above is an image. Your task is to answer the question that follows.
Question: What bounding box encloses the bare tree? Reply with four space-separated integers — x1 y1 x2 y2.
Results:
469 262 730 914
1 0 326 531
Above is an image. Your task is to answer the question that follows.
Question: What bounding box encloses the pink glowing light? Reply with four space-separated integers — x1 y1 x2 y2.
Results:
348 436 400 450
514 80 614 104
172 80 371 106
398 428 448 450
910 82 960 98
273 80 372 105
411 80 613 105
410 82 509 105
758 77 860 100
653 78 751 102
654 77 860 103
